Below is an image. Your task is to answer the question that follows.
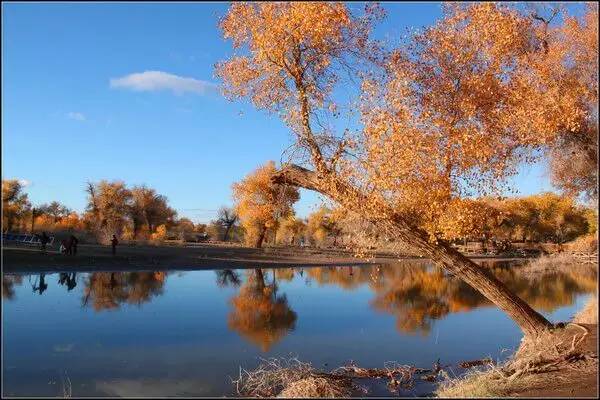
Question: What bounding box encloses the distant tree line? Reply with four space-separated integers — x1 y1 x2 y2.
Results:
2 177 595 248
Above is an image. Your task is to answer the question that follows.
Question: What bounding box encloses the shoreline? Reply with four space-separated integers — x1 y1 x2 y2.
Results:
1 244 527 274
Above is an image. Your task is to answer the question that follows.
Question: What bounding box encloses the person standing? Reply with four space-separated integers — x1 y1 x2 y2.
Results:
69 234 79 255
39 232 50 252
111 235 119 256
60 239 68 254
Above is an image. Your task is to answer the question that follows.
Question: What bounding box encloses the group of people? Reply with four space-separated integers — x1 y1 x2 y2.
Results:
36 231 120 256
59 235 79 255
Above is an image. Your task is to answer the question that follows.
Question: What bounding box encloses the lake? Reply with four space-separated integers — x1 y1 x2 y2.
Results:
2 261 596 397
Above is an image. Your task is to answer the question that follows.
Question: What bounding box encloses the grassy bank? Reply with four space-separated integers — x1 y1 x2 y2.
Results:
435 296 598 398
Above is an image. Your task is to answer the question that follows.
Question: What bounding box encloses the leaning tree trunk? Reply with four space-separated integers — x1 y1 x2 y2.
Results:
273 164 553 337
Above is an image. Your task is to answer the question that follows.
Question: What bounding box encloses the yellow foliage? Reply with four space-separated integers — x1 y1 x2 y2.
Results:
217 2 597 247
150 224 168 242
232 161 299 247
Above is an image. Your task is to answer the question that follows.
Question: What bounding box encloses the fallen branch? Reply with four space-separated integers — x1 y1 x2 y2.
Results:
458 357 494 369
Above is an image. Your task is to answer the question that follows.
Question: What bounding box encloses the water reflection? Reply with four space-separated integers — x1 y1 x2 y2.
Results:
227 269 297 351
58 272 77 291
81 272 166 311
2 262 596 346
215 269 241 288
31 273 49 295
2 274 23 299
306 262 597 336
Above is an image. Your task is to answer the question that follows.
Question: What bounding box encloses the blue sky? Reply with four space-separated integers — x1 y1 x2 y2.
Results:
2 2 559 223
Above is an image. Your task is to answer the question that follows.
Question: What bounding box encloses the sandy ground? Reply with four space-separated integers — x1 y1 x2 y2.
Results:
1 242 525 273
511 324 598 398
2 243 387 273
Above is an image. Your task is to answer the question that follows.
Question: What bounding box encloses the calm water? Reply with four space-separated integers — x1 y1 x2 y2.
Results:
2 261 596 397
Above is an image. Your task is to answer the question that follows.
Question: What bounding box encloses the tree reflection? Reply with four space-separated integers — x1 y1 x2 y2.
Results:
82 271 166 311
227 268 297 352
2 274 23 299
215 269 241 288
304 262 597 336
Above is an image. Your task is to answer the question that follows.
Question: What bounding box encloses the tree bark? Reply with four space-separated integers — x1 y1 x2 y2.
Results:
30 209 36 234
255 226 267 249
223 224 232 241
272 164 553 337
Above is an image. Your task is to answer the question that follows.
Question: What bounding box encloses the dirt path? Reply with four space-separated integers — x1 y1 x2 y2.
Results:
509 324 598 398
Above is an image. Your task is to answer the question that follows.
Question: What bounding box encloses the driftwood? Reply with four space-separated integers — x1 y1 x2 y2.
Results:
458 357 494 369
331 359 444 391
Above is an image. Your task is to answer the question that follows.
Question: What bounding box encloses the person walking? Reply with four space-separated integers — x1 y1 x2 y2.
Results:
39 232 50 252
111 235 119 256
69 234 79 255
60 239 68 254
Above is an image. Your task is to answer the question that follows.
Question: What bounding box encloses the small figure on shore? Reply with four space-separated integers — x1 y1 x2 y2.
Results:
111 235 119 255
39 232 50 252
68 234 79 255
60 239 68 254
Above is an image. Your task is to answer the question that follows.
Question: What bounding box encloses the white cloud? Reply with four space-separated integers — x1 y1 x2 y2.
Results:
66 112 86 121
109 71 216 95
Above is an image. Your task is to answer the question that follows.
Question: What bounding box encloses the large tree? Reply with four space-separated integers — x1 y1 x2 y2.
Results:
216 3 597 336
129 185 176 239
2 179 31 232
85 180 132 243
216 206 239 241
232 161 299 248
545 4 598 202
40 201 72 223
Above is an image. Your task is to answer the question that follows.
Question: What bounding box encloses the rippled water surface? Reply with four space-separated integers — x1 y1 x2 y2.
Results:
2 261 596 397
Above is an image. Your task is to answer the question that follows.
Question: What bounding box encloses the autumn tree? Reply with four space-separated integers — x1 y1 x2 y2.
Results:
232 161 299 248
129 185 176 239
174 217 196 241
275 214 306 245
545 4 598 202
216 3 598 336
40 201 71 223
306 206 341 247
85 180 132 243
216 206 239 241
28 201 72 233
491 194 590 243
2 179 31 232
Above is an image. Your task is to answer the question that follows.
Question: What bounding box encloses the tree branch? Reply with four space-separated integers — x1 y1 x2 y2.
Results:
271 164 322 192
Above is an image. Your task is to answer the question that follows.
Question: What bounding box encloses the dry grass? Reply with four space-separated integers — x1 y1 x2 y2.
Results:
436 311 598 398
573 296 598 324
279 376 351 398
524 252 583 273
519 252 598 277
232 357 354 398
232 357 432 397
565 234 598 253
434 367 508 398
